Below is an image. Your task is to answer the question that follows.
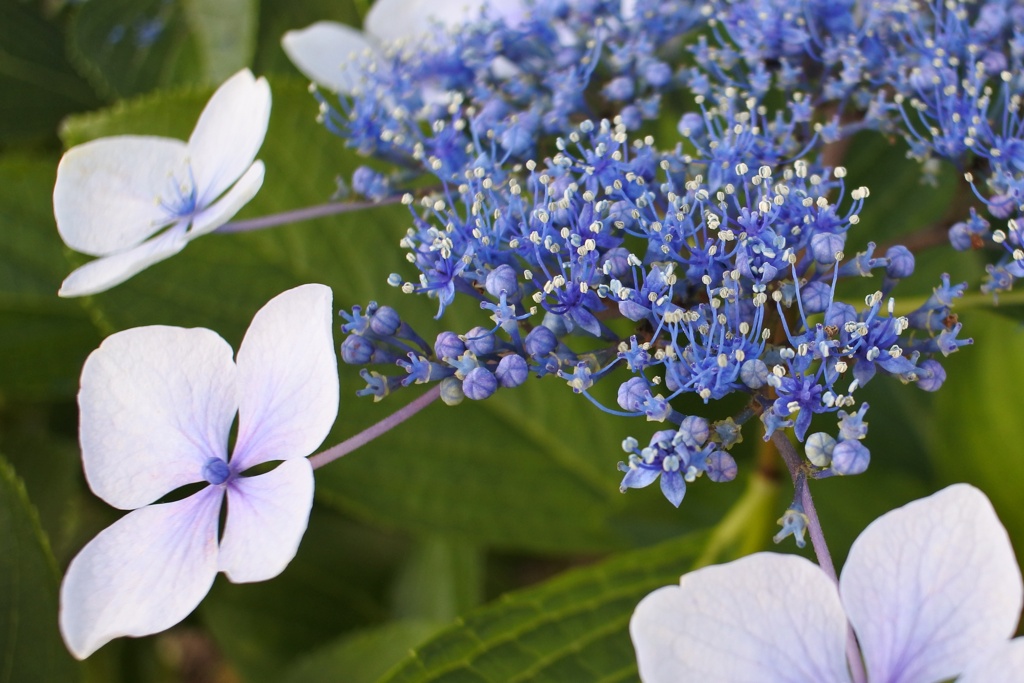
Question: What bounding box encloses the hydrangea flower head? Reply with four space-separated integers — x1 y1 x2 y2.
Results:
59 284 339 659
630 484 1023 683
53 69 270 297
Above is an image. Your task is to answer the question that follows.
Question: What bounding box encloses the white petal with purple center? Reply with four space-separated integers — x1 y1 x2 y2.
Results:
58 222 190 298
53 136 188 256
232 284 338 471
189 161 266 237
187 69 271 204
78 325 237 509
218 459 315 583
54 68 270 297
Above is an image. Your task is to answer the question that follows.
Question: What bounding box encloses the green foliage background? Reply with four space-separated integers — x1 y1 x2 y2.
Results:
0 1 1021 681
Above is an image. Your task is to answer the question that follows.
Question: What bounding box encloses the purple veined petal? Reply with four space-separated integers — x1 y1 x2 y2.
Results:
59 487 221 659
620 465 660 490
840 484 1024 683
957 638 1024 683
231 284 339 471
187 69 271 206
659 470 685 508
54 136 188 256
58 222 190 298
281 21 376 93
78 324 237 509
218 458 314 583
631 553 851 683
189 161 265 237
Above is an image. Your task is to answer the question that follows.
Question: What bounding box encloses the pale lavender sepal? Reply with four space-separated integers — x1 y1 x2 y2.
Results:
364 0 520 44
187 69 271 205
54 69 269 297
59 487 222 659
218 459 315 583
58 222 190 298
840 484 1024 683
78 324 237 510
957 638 1024 683
630 553 851 683
53 136 187 256
232 284 338 471
189 161 265 238
281 22 375 93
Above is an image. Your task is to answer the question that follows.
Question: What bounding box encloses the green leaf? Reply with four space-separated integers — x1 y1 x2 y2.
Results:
182 0 258 83
0 0 100 144
283 620 444 683
379 532 708 683
0 454 82 682
0 154 103 400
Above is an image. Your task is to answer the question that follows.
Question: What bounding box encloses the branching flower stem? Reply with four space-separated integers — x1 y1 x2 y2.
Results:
309 385 442 469
771 433 836 578
771 432 867 683
218 196 403 233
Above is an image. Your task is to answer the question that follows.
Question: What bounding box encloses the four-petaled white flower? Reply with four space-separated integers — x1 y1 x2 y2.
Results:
631 484 1024 683
59 284 339 659
281 0 526 93
53 68 271 297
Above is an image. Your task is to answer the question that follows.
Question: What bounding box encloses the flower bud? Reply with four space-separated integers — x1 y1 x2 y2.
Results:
369 305 401 336
341 335 375 364
434 331 466 360
485 264 519 299
524 325 557 358
495 354 528 388
465 326 496 355
463 366 498 400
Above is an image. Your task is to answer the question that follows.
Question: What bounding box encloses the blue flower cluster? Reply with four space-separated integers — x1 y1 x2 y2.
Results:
311 0 1014 510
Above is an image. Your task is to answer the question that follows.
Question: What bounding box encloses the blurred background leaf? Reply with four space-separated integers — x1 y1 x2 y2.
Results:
67 0 257 98
0 0 100 147
0 454 82 683
200 507 407 683
0 154 103 400
182 0 257 83
916 310 1024 569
